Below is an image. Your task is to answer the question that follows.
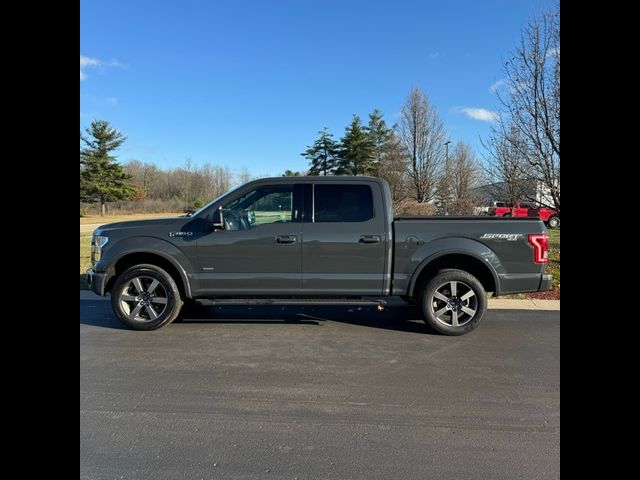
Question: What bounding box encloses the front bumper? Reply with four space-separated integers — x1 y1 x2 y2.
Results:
86 268 107 296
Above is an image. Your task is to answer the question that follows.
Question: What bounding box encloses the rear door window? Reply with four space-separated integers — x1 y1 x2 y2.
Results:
313 184 374 222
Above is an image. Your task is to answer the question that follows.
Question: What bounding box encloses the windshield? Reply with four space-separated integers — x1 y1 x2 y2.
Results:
190 184 244 217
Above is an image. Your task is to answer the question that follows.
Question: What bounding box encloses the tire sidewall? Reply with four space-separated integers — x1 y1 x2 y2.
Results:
111 265 182 330
420 270 487 336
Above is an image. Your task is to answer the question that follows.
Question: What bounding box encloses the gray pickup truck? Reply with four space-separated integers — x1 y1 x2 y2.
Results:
87 176 551 335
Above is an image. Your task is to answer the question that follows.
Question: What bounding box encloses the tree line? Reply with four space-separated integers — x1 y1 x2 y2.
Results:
80 121 236 215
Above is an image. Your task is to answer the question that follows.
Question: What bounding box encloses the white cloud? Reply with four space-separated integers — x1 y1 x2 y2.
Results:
489 79 506 93
460 107 498 122
80 55 122 81
80 55 99 67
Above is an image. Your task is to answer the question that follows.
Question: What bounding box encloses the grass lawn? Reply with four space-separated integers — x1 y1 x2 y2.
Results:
80 212 181 225
80 232 91 289
253 210 292 225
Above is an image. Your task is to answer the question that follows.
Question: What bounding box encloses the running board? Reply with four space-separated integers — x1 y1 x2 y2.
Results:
193 298 386 310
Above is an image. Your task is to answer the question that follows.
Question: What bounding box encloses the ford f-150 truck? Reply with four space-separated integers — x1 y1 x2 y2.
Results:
86 176 552 335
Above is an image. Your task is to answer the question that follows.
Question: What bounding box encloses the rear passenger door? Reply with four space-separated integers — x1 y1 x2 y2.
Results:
301 182 387 295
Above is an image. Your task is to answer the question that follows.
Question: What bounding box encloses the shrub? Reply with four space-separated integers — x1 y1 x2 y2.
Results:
394 199 437 216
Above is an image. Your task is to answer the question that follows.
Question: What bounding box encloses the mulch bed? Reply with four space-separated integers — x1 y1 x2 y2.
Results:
525 290 560 300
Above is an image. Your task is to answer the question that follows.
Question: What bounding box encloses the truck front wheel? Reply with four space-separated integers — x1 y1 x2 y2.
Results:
111 264 184 330
420 269 487 335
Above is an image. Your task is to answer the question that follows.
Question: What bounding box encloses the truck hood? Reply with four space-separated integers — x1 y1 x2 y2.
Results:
95 216 187 233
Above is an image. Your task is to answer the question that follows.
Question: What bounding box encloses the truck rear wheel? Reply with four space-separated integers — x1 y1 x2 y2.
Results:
111 264 183 330
419 269 487 335
547 216 560 228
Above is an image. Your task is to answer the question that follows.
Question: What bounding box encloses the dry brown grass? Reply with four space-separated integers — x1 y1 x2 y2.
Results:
80 212 181 225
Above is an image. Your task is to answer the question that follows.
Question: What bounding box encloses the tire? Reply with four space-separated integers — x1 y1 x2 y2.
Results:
547 216 560 228
419 269 487 336
111 264 184 330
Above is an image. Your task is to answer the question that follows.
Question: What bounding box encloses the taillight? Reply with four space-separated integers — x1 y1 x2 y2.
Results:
528 234 549 264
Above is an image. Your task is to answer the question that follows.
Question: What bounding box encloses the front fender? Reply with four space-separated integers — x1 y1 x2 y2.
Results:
101 236 196 298
406 237 504 296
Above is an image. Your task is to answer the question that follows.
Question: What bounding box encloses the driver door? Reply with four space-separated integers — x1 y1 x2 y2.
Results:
195 184 303 295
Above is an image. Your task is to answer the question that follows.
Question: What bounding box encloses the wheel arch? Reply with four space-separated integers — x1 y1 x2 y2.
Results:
105 250 192 299
408 252 499 298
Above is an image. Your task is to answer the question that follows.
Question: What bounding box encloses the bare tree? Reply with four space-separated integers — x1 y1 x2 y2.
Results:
492 7 560 213
182 157 193 210
237 167 252 185
125 159 232 205
482 123 534 205
378 131 409 202
209 165 233 198
449 141 482 214
125 160 160 199
398 86 447 202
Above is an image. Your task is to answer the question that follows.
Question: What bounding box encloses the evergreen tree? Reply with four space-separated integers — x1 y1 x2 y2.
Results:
366 109 394 176
301 128 338 175
336 115 374 175
80 120 135 216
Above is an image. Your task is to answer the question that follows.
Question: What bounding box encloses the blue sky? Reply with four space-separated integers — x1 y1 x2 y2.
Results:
80 0 552 175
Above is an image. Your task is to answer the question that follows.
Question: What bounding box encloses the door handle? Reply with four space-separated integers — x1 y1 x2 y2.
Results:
275 235 297 244
359 235 381 244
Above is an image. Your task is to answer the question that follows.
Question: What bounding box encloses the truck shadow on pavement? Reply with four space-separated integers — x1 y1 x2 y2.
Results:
180 303 434 334
80 300 437 334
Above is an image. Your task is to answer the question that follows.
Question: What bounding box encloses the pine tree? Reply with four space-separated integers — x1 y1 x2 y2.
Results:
80 120 136 216
301 128 339 175
366 109 394 176
336 115 374 175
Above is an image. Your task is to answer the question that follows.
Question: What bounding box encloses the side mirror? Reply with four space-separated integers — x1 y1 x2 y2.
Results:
212 207 224 230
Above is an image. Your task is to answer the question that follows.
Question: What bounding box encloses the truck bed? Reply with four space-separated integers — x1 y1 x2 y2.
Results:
392 216 547 296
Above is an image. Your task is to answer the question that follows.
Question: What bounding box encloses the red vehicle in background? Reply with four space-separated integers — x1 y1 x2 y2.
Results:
488 201 560 228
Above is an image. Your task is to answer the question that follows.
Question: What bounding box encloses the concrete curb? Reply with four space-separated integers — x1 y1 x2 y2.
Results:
80 290 559 310
487 298 559 310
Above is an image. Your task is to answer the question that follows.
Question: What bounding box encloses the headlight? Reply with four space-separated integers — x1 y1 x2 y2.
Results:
91 235 109 264
94 235 109 248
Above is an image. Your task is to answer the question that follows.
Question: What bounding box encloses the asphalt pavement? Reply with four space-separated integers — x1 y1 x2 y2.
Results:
80 299 560 480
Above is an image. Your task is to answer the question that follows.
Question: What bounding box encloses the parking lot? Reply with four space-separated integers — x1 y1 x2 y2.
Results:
81 300 559 480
